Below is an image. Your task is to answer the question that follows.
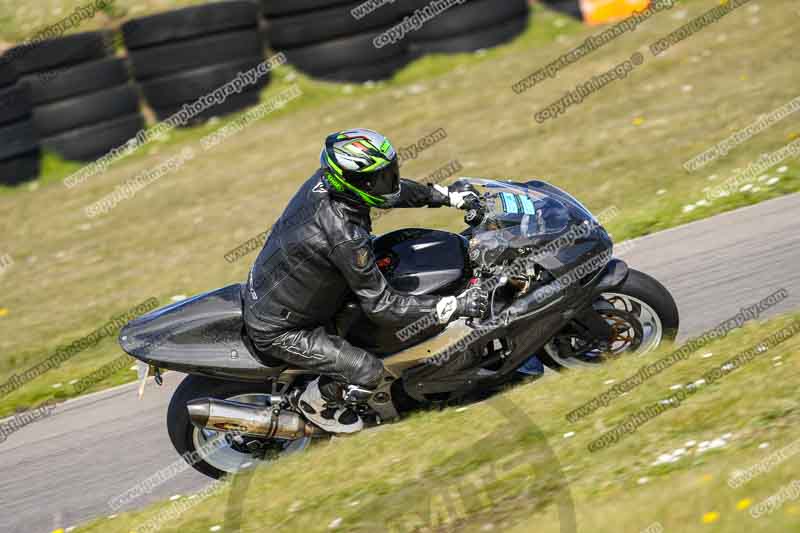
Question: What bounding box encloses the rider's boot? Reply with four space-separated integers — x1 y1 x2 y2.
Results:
299 377 367 434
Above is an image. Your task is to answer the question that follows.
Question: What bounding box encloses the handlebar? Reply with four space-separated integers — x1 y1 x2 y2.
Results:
463 195 487 227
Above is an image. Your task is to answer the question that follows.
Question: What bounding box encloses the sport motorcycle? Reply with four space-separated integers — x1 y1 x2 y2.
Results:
119 178 679 478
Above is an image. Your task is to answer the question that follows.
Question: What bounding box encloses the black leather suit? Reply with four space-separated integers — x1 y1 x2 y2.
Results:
243 170 449 388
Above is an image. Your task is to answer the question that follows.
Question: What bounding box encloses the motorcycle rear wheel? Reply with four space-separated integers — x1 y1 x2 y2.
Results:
167 375 310 479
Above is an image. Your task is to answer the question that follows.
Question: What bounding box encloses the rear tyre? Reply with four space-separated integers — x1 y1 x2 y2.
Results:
167 375 310 479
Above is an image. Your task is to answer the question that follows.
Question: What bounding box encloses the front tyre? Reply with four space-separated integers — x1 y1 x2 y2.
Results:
167 375 310 479
542 269 679 369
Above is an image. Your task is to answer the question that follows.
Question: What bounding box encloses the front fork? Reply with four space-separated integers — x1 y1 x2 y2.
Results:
568 308 616 351
557 258 631 352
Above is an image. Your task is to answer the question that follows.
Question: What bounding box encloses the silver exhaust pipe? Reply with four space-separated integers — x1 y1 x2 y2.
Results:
187 398 325 439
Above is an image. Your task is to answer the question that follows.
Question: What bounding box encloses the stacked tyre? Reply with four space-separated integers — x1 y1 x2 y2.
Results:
263 0 419 82
8 31 145 162
407 0 530 56
0 58 40 186
540 0 583 20
123 1 268 126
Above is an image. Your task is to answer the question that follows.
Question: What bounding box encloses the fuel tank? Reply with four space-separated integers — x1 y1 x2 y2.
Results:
372 228 469 295
346 229 470 355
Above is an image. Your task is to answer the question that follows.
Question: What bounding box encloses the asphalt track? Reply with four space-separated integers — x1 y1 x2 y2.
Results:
1 194 799 533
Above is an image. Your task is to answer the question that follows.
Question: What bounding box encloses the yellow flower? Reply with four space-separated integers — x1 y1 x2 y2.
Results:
0 308 8 317
632 117 645 126
737 499 752 510
702 511 720 524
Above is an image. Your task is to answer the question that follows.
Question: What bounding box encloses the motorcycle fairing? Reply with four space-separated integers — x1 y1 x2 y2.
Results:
397 258 629 402
119 284 283 381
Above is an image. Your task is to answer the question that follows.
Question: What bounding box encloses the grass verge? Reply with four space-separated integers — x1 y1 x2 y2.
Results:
71 311 800 532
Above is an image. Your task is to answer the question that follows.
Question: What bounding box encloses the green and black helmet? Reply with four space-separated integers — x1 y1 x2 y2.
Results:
320 128 400 207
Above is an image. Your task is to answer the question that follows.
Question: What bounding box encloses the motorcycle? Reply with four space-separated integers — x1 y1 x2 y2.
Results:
119 178 679 479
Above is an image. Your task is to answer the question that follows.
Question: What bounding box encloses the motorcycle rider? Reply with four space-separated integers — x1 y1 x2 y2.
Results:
243 128 489 433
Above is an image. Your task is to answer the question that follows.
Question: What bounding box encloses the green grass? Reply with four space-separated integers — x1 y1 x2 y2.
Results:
0 0 798 415
71 312 800 532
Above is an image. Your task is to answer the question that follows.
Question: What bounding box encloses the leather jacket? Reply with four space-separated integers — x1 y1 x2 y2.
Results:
242 169 449 342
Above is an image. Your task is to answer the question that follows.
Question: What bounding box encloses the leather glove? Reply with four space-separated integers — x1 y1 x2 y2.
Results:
435 287 489 323
432 184 480 209
456 286 489 318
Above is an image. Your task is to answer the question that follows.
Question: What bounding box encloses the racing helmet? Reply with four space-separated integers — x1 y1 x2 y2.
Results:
320 128 400 207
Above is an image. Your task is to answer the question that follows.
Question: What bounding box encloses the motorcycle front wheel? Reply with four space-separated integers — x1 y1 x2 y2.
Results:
540 268 680 370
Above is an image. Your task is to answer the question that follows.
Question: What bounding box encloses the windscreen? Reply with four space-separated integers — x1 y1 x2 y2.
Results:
460 178 596 267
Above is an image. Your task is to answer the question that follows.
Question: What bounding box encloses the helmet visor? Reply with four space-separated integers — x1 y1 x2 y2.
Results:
348 159 400 197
